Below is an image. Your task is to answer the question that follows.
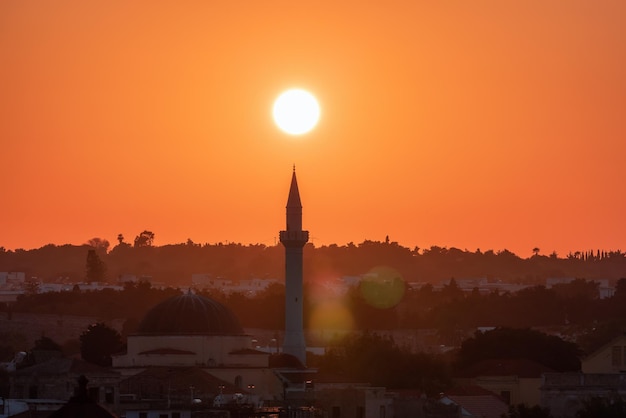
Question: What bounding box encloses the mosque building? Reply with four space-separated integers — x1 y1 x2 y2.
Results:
111 169 311 407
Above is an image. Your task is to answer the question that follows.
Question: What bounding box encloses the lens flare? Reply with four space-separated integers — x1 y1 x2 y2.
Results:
359 266 406 309
308 299 354 336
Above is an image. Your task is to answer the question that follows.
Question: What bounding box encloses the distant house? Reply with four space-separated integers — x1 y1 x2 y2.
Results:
581 333 626 374
453 358 554 407
0 272 25 286
541 333 626 418
9 357 120 415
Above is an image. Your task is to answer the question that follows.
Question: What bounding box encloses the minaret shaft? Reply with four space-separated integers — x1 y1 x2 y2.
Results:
279 169 308 365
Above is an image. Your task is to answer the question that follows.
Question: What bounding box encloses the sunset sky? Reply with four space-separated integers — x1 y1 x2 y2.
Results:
2 1 625 257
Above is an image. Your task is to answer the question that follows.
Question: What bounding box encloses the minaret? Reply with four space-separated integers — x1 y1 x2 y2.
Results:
279 167 309 365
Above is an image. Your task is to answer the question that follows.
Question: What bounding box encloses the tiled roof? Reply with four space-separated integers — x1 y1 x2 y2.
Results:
138 348 196 355
446 385 496 396
230 348 267 355
275 371 318 385
445 394 509 418
119 366 244 394
269 353 305 369
14 357 118 376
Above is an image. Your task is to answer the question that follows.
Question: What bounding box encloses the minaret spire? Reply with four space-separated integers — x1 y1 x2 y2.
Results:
286 169 303 230
279 168 309 366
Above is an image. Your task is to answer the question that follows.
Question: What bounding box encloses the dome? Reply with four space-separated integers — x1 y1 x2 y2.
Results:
137 292 243 336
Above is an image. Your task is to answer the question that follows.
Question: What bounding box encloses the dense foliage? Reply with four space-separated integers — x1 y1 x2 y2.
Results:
8 277 626 357
456 328 581 371
576 395 626 418
1 240 626 285
312 332 450 394
79 322 123 367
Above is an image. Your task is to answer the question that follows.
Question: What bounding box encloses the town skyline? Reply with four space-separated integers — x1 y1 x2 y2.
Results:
2 1 626 258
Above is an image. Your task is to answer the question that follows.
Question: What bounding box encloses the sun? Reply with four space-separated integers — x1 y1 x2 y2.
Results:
272 89 320 135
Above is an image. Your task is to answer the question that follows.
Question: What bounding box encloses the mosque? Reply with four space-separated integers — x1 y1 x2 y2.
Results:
111 169 311 406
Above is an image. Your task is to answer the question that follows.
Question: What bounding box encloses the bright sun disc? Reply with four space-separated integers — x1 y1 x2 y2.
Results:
272 89 320 135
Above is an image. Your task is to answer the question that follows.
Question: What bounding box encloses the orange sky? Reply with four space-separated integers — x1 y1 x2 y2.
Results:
1 1 625 258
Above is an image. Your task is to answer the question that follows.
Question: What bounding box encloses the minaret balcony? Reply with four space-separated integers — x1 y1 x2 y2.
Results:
279 230 309 245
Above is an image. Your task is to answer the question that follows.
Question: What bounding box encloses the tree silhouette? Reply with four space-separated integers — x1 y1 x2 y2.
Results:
315 332 449 393
86 249 106 283
614 278 626 299
134 230 155 247
79 323 123 367
456 327 581 372
86 237 110 252
24 278 40 295
33 336 63 352
576 395 626 418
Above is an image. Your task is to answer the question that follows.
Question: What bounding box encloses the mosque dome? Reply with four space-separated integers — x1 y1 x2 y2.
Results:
137 292 244 336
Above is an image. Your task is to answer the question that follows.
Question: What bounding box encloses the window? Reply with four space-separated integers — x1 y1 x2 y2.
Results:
105 387 114 404
332 406 341 418
500 390 511 405
612 346 622 367
28 385 38 399
89 387 100 401
235 375 243 389
357 406 365 418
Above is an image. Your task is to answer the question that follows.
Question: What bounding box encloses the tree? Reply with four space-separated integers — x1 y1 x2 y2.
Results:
456 327 582 372
532 247 540 257
0 331 28 362
33 336 62 352
86 249 106 283
24 278 40 295
614 278 626 299
79 323 123 367
117 233 124 245
134 230 155 247
552 279 599 301
576 395 626 418
441 278 463 301
86 237 110 252
316 332 450 393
